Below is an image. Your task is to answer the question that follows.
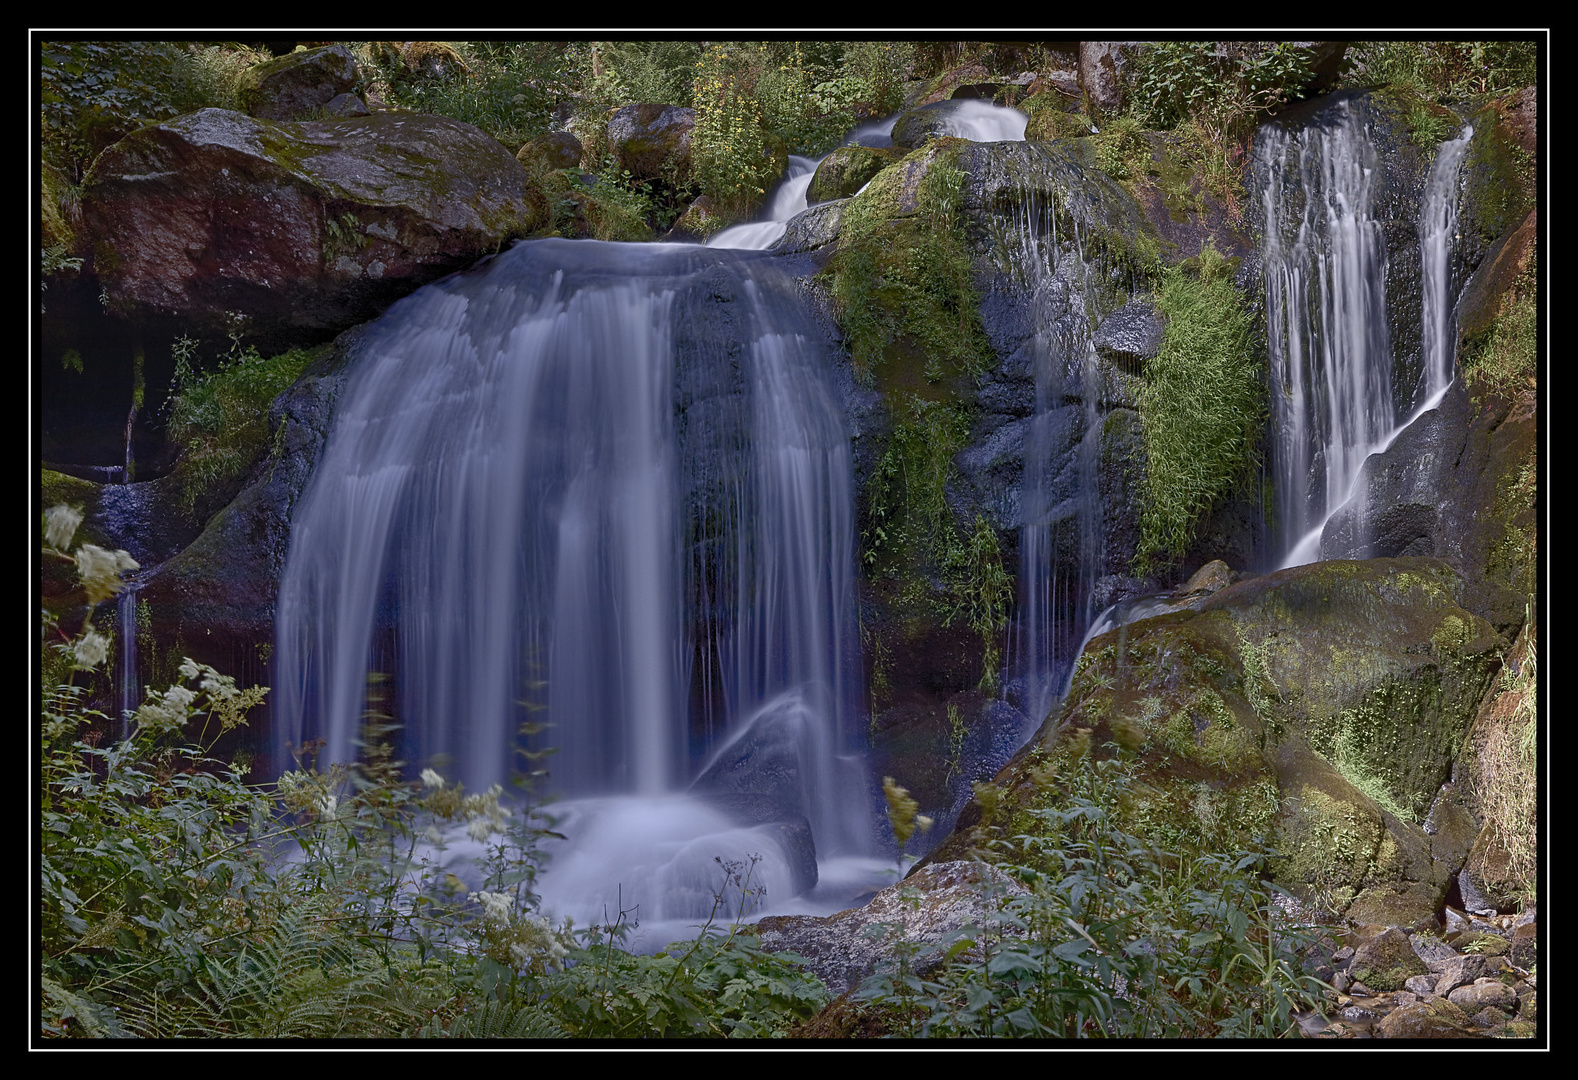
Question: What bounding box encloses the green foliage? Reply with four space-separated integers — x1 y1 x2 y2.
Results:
1134 245 1264 570
1125 41 1314 137
689 44 784 220
165 336 322 517
39 41 266 179
827 147 993 387
1461 256 1537 401
544 856 827 1038
358 41 579 152
855 755 1335 1038
40 508 824 1041
1343 40 1539 100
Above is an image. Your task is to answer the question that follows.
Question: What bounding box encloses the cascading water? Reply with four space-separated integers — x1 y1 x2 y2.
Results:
1257 99 1473 566
710 100 1028 251
1000 165 1112 724
275 239 877 935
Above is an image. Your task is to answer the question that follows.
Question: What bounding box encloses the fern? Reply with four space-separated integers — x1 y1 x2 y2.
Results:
414 1000 563 1039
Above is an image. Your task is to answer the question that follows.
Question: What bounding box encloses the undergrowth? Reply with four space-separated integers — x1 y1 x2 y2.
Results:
165 334 324 518
1133 244 1264 571
853 753 1335 1038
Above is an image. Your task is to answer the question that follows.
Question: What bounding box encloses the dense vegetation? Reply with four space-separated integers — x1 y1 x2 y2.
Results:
41 507 1335 1038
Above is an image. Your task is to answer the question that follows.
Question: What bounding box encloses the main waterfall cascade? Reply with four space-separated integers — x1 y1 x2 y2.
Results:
275 239 877 933
1256 100 1473 566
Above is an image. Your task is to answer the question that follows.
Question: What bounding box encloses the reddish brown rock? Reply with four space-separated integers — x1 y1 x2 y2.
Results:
81 108 541 346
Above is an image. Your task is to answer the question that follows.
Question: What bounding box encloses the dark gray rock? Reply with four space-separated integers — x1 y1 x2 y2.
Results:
238 45 361 121
607 103 695 181
1091 299 1164 370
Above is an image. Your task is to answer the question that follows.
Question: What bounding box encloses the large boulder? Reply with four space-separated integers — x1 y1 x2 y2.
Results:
930 558 1505 927
237 45 362 122
81 108 541 346
606 103 694 181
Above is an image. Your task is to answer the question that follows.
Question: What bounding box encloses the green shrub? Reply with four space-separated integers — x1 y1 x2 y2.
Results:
1343 40 1538 100
854 754 1334 1038
1134 245 1265 570
40 41 267 179
165 337 322 517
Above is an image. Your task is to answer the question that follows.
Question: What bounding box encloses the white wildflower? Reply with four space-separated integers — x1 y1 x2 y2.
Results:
72 630 110 671
469 890 514 926
45 504 83 550
74 544 139 603
317 792 338 817
420 768 445 790
179 657 201 680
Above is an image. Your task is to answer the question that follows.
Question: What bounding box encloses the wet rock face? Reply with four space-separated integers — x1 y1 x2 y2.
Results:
81 109 540 347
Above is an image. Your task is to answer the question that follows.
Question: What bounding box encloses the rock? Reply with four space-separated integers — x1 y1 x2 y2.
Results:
1350 927 1428 991
1434 954 1488 994
1090 299 1164 371
1078 42 1143 117
82 109 540 346
690 693 823 827
517 130 583 171
319 93 370 118
1404 974 1440 996
772 199 845 254
754 860 1027 995
1375 997 1471 1038
1284 42 1350 94
806 145 901 205
1410 933 1458 974
606 103 695 181
1447 978 1517 1013
237 45 361 121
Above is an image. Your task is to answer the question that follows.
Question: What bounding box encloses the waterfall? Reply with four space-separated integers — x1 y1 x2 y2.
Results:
275 238 874 928
1003 168 1109 724
117 584 140 741
710 100 1028 251
1257 101 1472 566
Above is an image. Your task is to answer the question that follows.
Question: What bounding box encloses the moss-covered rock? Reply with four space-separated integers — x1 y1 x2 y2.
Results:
928 557 1503 926
806 145 902 204
81 108 543 346
236 45 361 122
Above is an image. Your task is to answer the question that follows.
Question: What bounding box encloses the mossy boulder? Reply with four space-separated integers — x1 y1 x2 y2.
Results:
236 45 361 122
806 145 902 205
81 108 542 346
929 557 1504 926
606 103 695 182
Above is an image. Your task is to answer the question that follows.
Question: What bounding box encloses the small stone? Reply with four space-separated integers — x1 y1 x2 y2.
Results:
1409 932 1457 971
1434 954 1487 994
1404 974 1440 996
1472 1007 1507 1029
1447 979 1516 1013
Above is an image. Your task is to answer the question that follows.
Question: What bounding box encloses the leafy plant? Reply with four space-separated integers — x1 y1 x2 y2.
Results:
1134 244 1264 570
164 335 322 517
854 754 1335 1038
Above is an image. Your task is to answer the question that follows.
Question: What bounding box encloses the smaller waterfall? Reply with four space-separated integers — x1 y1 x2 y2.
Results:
1259 102 1473 566
117 584 140 741
709 100 1028 251
1005 173 1109 724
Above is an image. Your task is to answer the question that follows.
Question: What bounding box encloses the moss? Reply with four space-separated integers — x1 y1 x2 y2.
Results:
824 140 994 392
